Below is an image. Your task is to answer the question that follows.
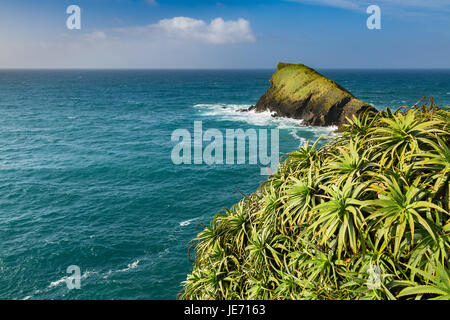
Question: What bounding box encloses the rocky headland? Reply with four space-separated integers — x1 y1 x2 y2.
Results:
246 62 376 127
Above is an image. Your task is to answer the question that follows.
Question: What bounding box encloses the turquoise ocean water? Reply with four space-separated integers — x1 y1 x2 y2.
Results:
0 69 449 299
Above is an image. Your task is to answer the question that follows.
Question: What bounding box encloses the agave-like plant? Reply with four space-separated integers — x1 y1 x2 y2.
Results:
282 139 321 172
342 111 379 140
363 173 446 257
398 258 450 300
181 100 450 300
282 168 322 227
414 136 450 205
309 177 368 260
323 137 373 184
370 108 444 168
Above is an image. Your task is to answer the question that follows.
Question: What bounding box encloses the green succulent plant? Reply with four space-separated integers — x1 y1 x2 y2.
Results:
181 101 450 300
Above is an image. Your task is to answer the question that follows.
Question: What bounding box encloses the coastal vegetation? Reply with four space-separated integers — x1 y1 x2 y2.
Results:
181 99 450 300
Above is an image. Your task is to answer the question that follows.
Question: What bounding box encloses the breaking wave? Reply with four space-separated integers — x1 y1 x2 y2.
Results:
193 103 337 145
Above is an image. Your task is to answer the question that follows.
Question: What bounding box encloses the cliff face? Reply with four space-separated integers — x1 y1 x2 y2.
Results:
251 62 376 127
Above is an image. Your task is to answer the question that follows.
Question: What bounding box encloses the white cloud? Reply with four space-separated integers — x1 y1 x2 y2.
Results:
115 16 256 45
0 16 256 68
81 31 107 43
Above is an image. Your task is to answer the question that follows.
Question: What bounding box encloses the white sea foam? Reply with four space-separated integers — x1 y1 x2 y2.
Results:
48 271 95 288
49 276 68 288
194 103 304 128
289 130 307 145
117 259 140 273
104 259 140 279
124 259 139 271
194 103 337 144
180 217 198 227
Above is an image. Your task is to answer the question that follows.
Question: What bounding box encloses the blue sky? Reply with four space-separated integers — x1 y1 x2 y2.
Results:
0 0 449 68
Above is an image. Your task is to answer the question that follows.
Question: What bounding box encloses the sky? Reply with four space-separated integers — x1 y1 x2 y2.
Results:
0 0 449 69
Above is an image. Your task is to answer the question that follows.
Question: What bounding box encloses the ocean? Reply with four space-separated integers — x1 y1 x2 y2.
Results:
0 69 449 300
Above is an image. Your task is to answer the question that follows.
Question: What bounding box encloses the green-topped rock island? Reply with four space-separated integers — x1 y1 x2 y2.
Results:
247 62 376 127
